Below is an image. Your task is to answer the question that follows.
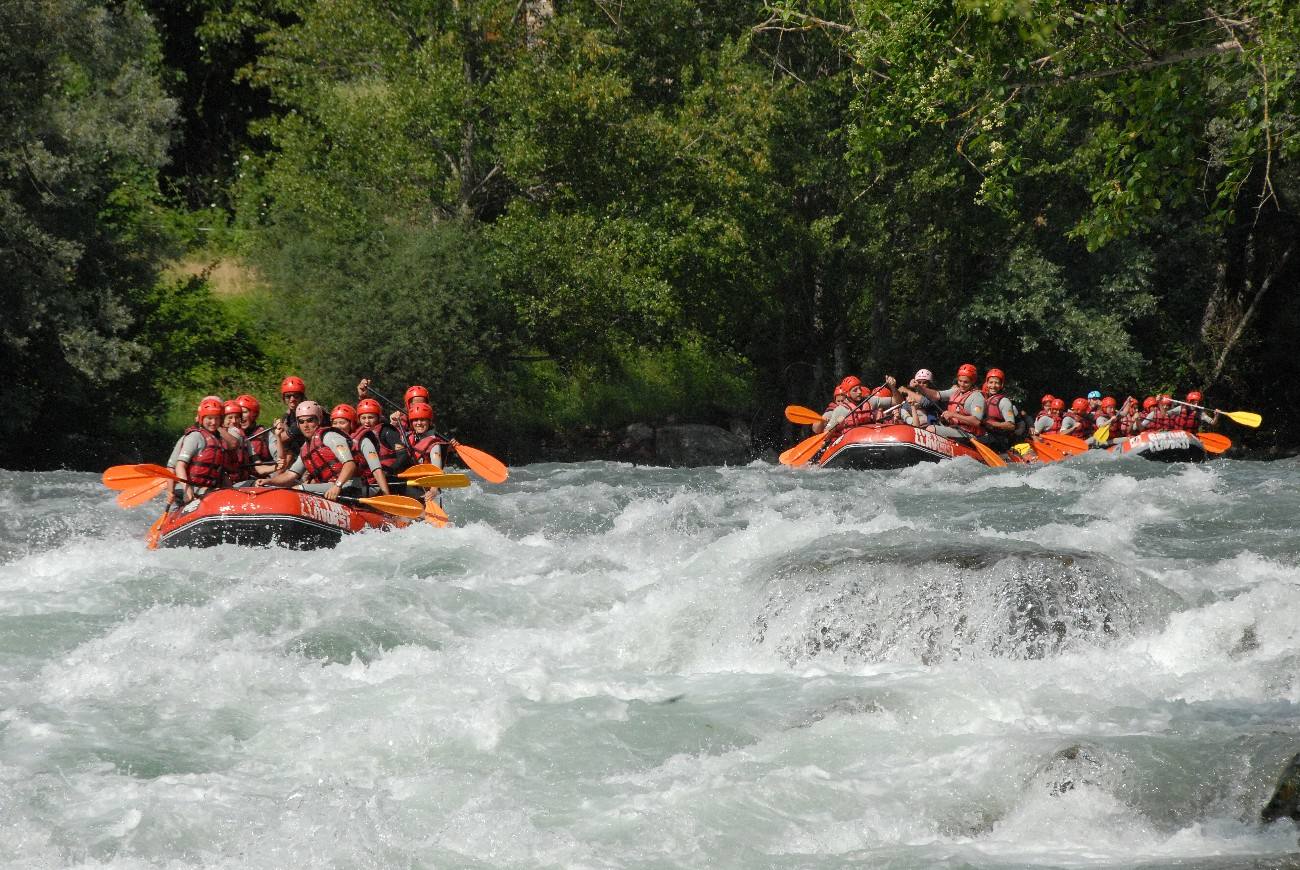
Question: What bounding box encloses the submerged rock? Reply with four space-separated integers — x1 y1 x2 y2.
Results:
1261 752 1300 824
753 540 1177 665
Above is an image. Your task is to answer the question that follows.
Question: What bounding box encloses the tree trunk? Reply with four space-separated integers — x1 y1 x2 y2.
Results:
1205 239 1296 388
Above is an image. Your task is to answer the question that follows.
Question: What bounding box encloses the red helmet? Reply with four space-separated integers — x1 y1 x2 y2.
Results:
1050 398 1066 411
1100 396 1117 409
1070 398 1088 414
985 368 1005 382
356 398 383 417
196 398 224 420
236 394 260 419
838 375 862 393
873 386 892 398
1158 394 1172 406
956 363 978 380
1041 394 1054 406
832 386 845 398
330 403 357 423
222 400 242 417
407 403 434 422
1186 390 1203 404
1143 397 1158 410
404 385 430 406
280 375 306 396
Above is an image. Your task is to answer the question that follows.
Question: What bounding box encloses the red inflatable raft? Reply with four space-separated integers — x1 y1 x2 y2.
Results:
148 487 410 550
1108 429 1209 463
816 423 984 469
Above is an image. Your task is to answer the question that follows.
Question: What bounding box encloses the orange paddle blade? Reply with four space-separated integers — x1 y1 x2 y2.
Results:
424 500 450 523
969 438 1006 468
1029 437 1064 462
1039 432 1089 454
116 478 170 508
339 494 427 519
1198 432 1232 453
102 463 181 490
779 431 828 467
398 463 444 480
451 441 508 483
784 405 825 425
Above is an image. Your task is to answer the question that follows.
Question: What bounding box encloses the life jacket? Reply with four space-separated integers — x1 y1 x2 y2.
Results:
1065 412 1095 438
946 388 983 435
406 431 447 465
223 431 251 484
245 425 273 464
1146 411 1178 432
181 426 225 488
1038 410 1062 434
280 411 305 453
349 424 409 485
299 427 348 483
1168 407 1200 432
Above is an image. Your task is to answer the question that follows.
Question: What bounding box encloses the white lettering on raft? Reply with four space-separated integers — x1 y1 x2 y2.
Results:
298 494 350 529
911 427 953 456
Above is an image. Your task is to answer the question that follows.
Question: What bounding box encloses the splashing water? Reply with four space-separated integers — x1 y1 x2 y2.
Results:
1 457 1298 868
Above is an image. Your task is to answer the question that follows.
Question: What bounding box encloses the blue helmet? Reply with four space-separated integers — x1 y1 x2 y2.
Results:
1087 390 1101 399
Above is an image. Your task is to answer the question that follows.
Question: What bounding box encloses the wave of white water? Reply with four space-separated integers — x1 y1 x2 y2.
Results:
0 458 1298 868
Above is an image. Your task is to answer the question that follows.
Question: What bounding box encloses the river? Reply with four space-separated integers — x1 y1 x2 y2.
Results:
1 456 1298 868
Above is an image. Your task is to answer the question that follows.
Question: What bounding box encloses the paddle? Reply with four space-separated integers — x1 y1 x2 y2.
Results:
1028 436 1065 462
115 477 170 508
1092 423 1111 444
784 405 825 426
102 463 181 490
778 431 829 467
1171 399 1261 428
423 499 450 524
365 384 509 483
398 463 444 479
968 438 1006 468
406 473 471 489
1198 432 1232 453
336 494 427 519
1039 432 1089 454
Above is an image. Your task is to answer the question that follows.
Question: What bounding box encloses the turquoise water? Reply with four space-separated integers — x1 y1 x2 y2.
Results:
1 457 1298 868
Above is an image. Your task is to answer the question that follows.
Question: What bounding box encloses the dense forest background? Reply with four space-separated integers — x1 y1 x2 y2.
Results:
3 0 1297 469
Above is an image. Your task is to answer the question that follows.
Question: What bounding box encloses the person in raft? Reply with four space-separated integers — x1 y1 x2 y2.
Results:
810 382 854 435
403 402 448 512
976 368 1018 453
355 398 411 487
237 394 282 477
1168 390 1219 432
910 363 985 440
172 397 243 506
256 400 361 501
274 375 309 466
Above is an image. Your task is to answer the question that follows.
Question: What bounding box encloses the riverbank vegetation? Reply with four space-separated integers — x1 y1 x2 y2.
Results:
4 0 1296 468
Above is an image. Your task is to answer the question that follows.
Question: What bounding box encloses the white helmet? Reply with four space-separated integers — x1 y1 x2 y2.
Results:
294 400 324 421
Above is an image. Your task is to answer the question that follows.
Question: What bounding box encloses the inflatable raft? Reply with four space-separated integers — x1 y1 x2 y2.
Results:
1109 429 1210 463
817 423 983 469
148 487 410 550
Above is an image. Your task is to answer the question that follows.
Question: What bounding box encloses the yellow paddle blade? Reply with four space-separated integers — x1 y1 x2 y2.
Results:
784 405 825 425
1093 423 1111 443
969 438 1006 468
1198 432 1232 453
1010 442 1032 456
407 473 471 489
451 441 508 484
398 463 443 480
1224 410 1261 428
779 431 827 467
340 494 427 519
115 478 170 508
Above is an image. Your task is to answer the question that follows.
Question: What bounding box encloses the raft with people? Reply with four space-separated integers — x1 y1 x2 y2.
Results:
782 364 1261 470
101 376 508 549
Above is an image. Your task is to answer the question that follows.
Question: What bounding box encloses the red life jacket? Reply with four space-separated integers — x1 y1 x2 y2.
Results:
406 431 447 465
1147 411 1178 432
1065 412 1095 438
1168 408 1200 432
984 392 1012 426
245 425 273 464
946 388 983 435
1038 410 1062 434
223 433 251 484
350 430 381 486
300 428 348 483
181 426 225 488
